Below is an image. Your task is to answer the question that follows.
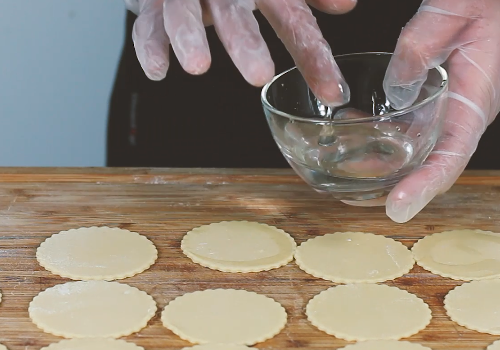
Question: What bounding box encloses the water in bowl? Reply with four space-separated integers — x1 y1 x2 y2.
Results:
276 120 415 197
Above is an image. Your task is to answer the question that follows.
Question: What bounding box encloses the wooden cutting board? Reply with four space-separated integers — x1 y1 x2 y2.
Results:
0 167 499 350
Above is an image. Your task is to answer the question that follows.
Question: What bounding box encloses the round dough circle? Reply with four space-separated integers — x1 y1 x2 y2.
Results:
36 226 158 280
306 284 431 341
161 289 287 345
181 221 296 273
0 344 7 350
29 281 157 338
444 279 500 334
295 232 414 283
338 340 432 350
412 229 500 280
488 340 500 350
40 338 144 350
182 345 252 350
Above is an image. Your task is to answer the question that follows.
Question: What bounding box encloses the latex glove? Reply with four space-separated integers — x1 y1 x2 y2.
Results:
379 0 500 223
124 0 356 106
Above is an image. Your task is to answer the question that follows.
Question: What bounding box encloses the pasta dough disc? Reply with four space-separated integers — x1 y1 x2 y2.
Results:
40 338 144 350
412 229 500 280
488 340 500 349
161 289 287 345
295 232 414 283
182 345 252 350
36 226 158 280
338 340 432 350
306 284 431 341
29 281 157 338
181 221 296 273
0 344 7 350
444 279 500 335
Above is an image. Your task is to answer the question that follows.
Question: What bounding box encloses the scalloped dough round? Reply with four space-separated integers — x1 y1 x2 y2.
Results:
181 221 296 273
295 232 414 283
412 229 500 280
36 226 158 280
182 345 252 350
338 340 432 350
488 340 500 349
41 338 144 350
445 279 500 335
0 344 7 350
306 284 431 341
161 289 287 345
29 281 157 338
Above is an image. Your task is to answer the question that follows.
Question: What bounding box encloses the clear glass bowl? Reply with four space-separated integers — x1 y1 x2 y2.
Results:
261 52 448 202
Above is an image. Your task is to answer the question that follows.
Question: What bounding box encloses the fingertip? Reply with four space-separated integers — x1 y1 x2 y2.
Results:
300 53 351 107
312 78 351 107
134 41 170 81
133 43 170 81
243 61 275 87
132 10 171 81
385 180 436 223
385 204 412 224
208 0 273 87
163 0 211 76
383 58 426 110
383 84 418 110
308 0 357 14
144 62 169 81
181 54 212 75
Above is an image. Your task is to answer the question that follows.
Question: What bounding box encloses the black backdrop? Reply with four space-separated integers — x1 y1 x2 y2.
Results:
107 0 499 169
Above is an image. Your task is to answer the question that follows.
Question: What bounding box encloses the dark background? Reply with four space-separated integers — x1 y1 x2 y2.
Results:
107 0 498 169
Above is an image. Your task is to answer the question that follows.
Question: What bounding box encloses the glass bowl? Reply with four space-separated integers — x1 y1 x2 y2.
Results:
261 52 448 202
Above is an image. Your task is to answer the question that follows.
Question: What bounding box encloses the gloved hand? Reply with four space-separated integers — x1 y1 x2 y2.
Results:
124 0 356 107
379 0 500 223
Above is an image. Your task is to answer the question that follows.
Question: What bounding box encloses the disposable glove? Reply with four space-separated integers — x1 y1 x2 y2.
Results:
378 0 500 223
124 0 356 107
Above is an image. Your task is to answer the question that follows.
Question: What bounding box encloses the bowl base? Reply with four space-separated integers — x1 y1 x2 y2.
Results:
288 160 402 201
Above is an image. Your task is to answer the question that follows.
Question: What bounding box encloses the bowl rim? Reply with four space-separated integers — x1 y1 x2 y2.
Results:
260 52 449 125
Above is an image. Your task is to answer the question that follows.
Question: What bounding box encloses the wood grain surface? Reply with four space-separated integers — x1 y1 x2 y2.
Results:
0 167 499 350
